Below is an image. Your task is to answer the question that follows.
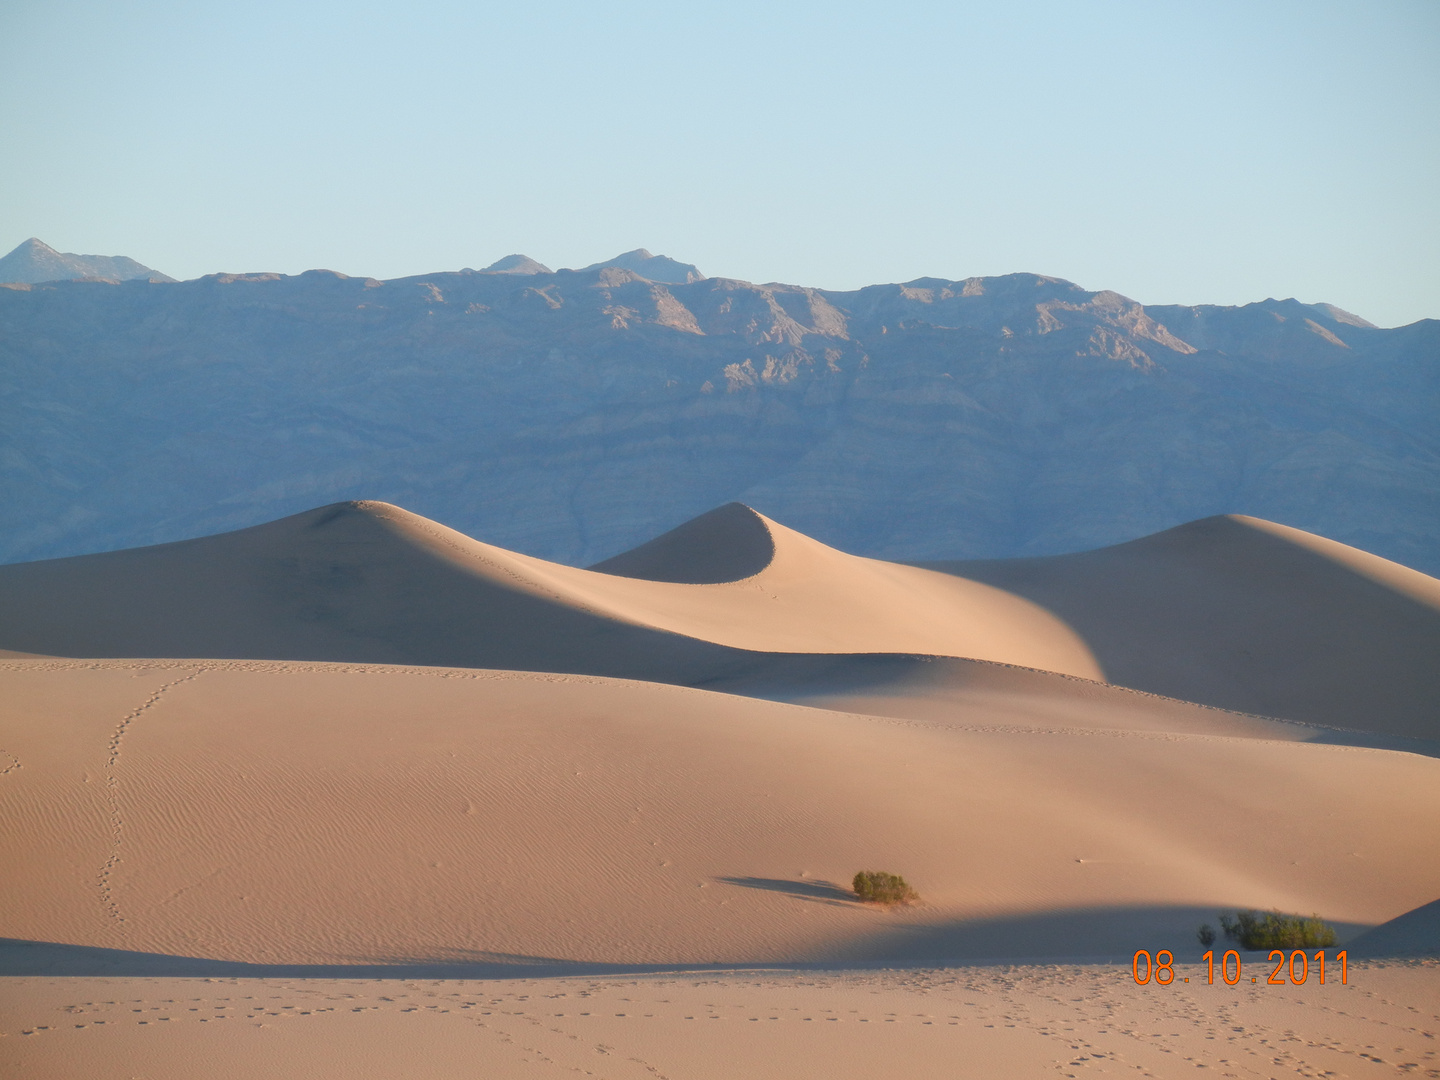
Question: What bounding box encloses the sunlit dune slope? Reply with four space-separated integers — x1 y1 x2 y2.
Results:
924 515 1440 737
3 659 1437 970
0 500 1100 680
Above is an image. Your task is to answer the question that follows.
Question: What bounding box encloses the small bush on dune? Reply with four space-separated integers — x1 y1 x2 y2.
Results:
852 871 918 905
1217 910 1337 950
1196 923 1216 947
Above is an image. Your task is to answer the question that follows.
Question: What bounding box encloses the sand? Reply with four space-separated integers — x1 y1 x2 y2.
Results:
3 659 1436 971
3 963 1436 1079
2 502 1437 1077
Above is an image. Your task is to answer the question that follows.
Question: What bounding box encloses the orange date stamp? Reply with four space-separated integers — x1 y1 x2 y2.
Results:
1132 949 1348 986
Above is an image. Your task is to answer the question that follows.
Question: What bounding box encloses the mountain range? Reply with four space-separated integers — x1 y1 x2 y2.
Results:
1 248 1436 572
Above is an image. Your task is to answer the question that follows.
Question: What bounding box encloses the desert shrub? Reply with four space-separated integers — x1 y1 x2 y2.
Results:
1196 923 1216 947
852 871 917 905
1217 910 1337 950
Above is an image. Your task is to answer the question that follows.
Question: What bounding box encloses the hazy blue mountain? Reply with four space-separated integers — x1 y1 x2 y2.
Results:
1 263 1435 573
0 237 174 284
579 248 705 283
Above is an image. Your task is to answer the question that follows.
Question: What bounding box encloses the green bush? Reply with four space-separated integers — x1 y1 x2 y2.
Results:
1196 923 1216 947
1217 909 1337 950
852 871 917 905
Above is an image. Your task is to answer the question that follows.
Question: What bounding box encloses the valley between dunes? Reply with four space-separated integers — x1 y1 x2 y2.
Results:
2 501 1438 1078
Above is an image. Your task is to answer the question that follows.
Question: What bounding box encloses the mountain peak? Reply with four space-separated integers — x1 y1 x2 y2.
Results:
0 237 174 284
580 249 705 284
482 254 552 275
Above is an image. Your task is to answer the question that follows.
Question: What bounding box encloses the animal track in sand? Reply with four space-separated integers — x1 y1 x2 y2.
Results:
97 667 207 930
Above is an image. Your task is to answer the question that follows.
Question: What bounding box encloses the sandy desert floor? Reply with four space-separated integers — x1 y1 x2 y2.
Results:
3 962 1437 1079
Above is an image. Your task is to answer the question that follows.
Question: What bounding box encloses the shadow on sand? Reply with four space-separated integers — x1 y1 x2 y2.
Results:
0 939 744 980
1 899 1404 979
716 876 856 905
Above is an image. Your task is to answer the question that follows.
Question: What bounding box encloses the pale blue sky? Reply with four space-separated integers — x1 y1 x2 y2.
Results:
1 0 1436 326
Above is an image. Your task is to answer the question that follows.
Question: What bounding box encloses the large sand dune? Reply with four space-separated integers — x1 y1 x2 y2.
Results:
3 658 1437 974
0 501 1099 683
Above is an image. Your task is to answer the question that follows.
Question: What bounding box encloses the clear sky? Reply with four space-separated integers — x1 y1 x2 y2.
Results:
1 0 1436 326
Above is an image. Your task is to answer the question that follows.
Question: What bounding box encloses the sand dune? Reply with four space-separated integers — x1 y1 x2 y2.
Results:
0 500 1100 682
2 658 1437 973
926 514 1440 736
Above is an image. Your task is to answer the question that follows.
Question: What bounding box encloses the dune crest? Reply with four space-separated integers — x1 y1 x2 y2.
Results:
572 504 1101 672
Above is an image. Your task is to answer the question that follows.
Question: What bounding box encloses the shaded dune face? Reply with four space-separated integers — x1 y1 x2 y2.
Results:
588 502 775 584
0 501 742 683
1349 897 1440 958
923 515 1440 739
